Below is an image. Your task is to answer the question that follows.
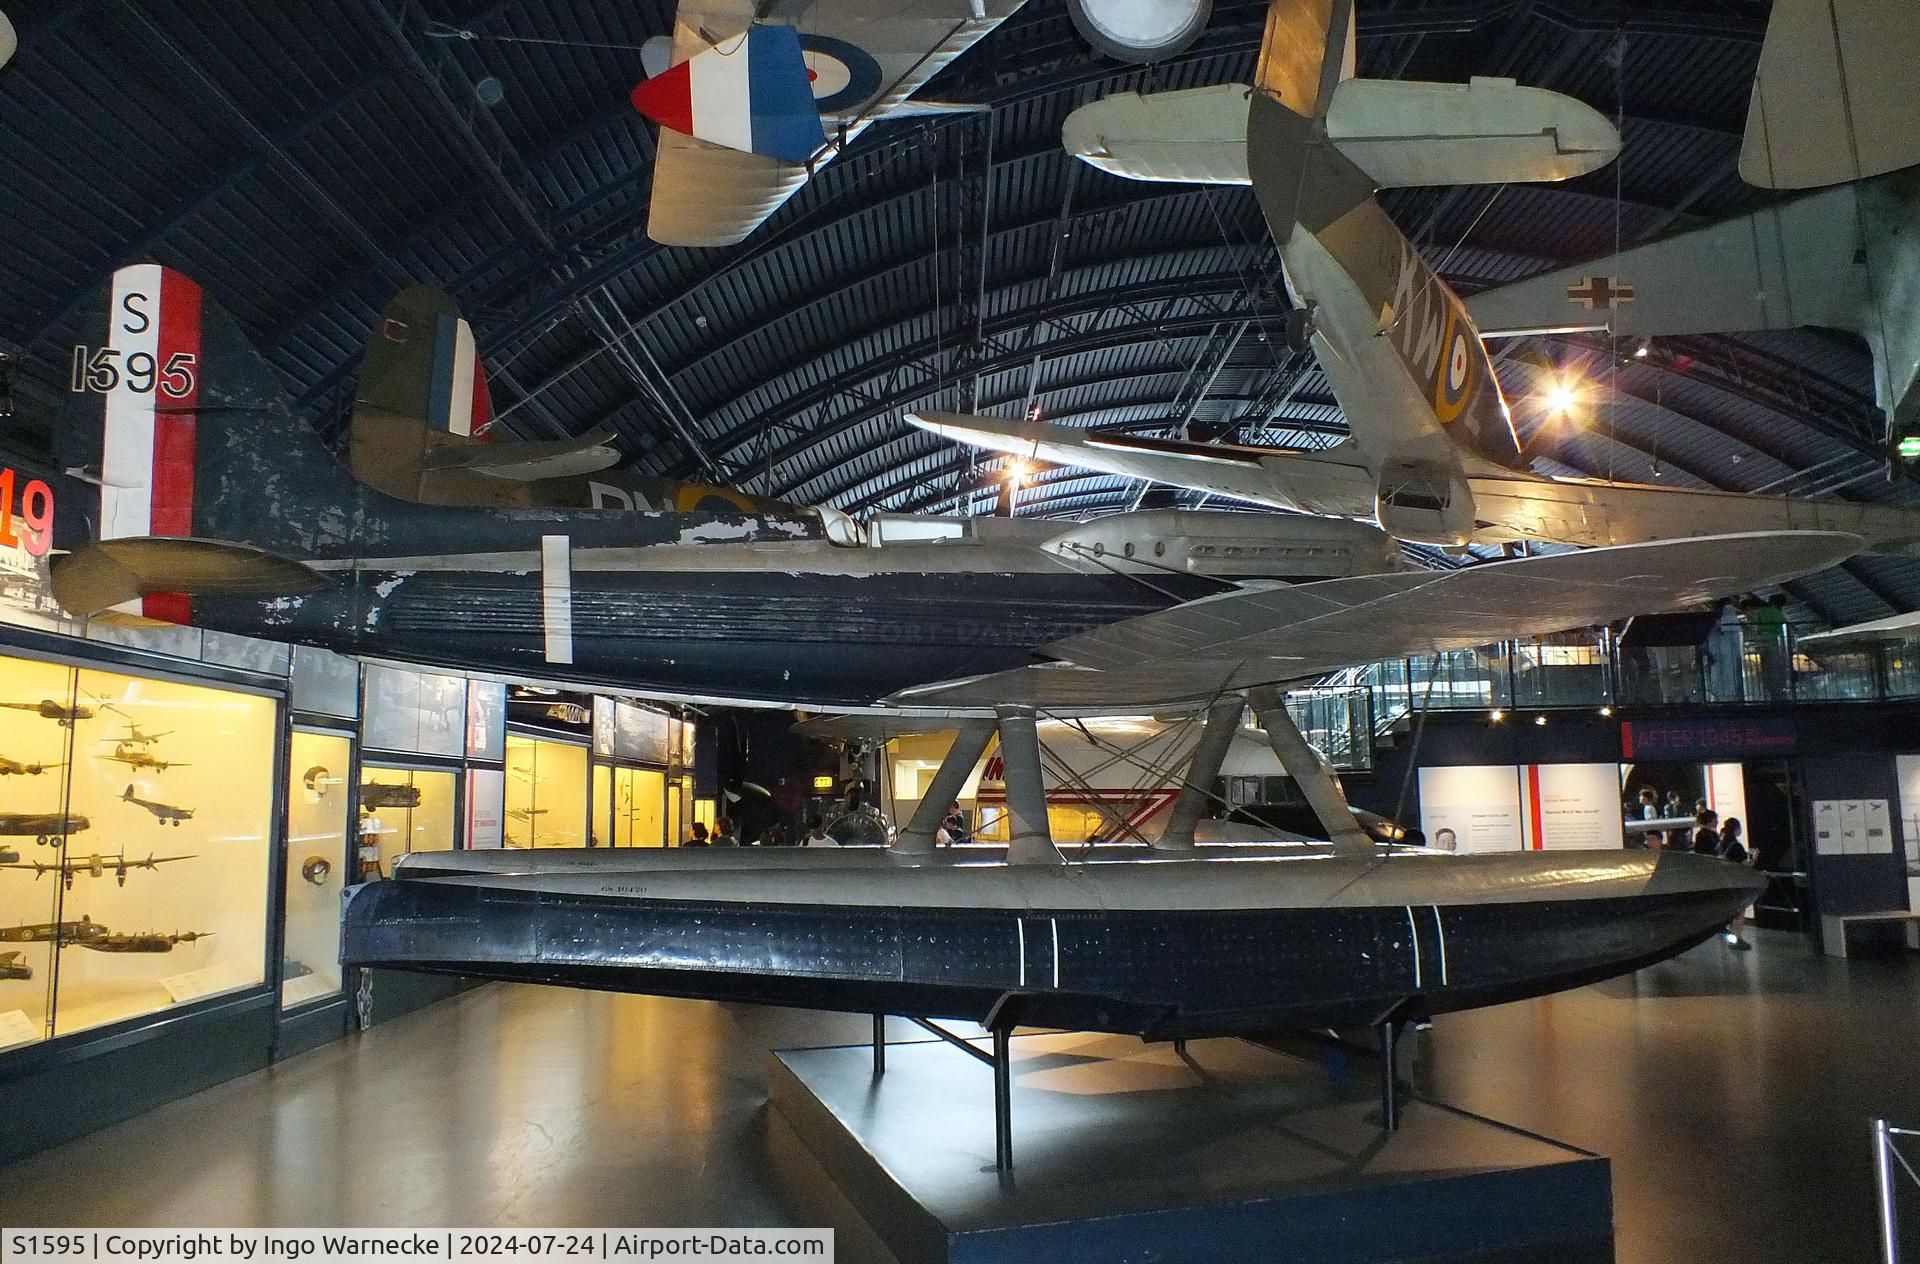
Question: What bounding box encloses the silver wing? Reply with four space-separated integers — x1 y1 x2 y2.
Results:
886 531 1862 710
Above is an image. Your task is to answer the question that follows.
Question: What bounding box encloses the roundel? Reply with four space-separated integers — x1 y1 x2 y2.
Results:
674 483 760 515
796 34 883 114
1433 310 1475 423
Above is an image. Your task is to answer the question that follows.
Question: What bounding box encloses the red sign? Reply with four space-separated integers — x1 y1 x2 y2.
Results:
0 466 52 557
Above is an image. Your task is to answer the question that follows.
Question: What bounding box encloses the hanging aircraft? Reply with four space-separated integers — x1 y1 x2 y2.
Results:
1 850 196 890
120 787 193 826
45 263 1855 715
0 10 15 74
627 0 1022 247
1464 0 1920 447
907 8 1920 554
0 812 88 845
0 754 62 776
44 237 1840 1073
0 951 30 982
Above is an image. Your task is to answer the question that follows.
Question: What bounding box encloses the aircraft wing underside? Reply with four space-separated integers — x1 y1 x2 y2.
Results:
885 531 1861 710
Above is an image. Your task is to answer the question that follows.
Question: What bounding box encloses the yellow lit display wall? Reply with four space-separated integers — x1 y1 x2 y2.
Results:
504 734 588 848
0 653 277 1049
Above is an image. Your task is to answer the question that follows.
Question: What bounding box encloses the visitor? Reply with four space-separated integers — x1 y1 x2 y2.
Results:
710 817 739 847
760 821 785 848
1707 599 1744 702
683 821 709 847
1690 809 1722 855
1757 594 1790 699
1627 788 1659 848
800 815 838 847
1718 817 1754 951
940 803 970 845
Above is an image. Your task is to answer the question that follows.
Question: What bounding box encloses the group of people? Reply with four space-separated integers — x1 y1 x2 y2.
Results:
1628 786 1755 950
681 816 841 848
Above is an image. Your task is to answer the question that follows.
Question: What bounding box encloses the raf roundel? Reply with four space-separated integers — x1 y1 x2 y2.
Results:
1433 312 1475 423
796 34 883 115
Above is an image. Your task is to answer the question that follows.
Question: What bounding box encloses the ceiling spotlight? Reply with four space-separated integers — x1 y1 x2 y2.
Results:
1534 714 1548 726
1633 340 1651 359
1598 705 1614 717
1544 376 1581 417
1489 708 1505 723
1004 461 1029 485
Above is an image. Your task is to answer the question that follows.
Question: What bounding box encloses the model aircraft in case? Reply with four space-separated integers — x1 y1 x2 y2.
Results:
0 812 89 845
72 928 212 954
0 951 30 982
107 722 171 748
0 754 63 776
360 783 424 811
0 916 106 944
97 743 188 773
120 787 193 826
0 699 109 727
0 850 196 890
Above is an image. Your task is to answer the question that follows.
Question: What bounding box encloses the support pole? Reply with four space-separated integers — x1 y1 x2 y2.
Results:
1378 1018 1402 1132
995 705 1063 864
1155 696 1245 851
872 1014 887 1077
993 1024 1014 1172
1877 1117 1899 1264
1248 686 1375 856
894 719 996 855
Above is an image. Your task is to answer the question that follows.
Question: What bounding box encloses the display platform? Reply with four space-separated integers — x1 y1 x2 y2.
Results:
768 1031 1612 1264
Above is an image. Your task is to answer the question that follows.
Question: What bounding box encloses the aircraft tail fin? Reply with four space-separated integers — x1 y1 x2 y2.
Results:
52 264 355 621
1252 0 1351 119
350 286 623 501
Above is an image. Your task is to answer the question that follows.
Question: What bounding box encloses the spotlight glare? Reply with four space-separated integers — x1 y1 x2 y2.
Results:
1534 714 1548 726
1489 708 1505 723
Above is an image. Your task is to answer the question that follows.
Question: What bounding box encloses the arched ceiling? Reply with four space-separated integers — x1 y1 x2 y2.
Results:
1 0 1914 625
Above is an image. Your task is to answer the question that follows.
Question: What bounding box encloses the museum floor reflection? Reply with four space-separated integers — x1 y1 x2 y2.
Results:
0 931 1913 1262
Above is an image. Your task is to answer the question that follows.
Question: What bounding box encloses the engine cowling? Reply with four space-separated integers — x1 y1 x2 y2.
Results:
1373 465 1477 547
1066 0 1212 63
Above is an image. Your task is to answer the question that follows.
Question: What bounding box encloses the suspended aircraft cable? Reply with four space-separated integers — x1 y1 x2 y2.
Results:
422 22 666 54
1430 184 1507 278
1389 653 1443 841
1054 711 1250 826
1605 29 1627 483
1036 742 1148 851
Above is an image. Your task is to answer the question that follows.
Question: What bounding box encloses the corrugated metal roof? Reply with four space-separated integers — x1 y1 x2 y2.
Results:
2 0 1908 622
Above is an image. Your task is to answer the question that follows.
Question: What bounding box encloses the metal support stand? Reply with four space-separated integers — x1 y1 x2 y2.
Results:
894 719 996 855
1155 695 1245 851
995 704 1064 865
1248 685 1375 856
872 1014 886 1076
1378 1018 1403 1132
993 1025 1014 1173
907 1017 1017 1172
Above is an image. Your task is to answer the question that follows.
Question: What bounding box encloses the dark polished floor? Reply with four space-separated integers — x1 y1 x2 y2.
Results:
0 930 1914 1262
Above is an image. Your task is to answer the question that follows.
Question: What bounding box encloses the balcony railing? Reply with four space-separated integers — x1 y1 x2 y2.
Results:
1288 623 1920 770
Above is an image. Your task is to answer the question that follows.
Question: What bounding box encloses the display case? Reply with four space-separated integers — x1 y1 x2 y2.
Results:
0 651 278 1048
283 729 350 1008
504 734 588 848
358 764 456 877
611 766 667 847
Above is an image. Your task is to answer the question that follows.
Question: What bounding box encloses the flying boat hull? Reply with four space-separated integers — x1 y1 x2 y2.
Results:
344 850 1762 1038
